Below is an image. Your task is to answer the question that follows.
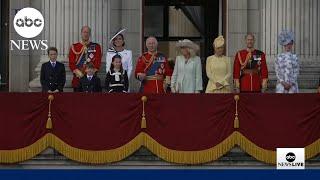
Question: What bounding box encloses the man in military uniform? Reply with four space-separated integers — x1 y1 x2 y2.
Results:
40 47 66 93
233 34 268 93
135 37 172 93
69 26 102 92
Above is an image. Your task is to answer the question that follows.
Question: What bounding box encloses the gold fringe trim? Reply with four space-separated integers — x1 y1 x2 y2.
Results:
0 134 143 164
305 138 320 160
0 135 50 163
48 133 143 164
0 132 319 165
142 132 236 164
234 132 276 164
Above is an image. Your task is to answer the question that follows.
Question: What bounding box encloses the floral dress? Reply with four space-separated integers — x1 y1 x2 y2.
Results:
275 52 300 93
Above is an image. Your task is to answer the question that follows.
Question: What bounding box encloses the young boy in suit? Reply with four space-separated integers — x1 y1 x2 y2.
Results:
40 47 66 93
78 63 102 92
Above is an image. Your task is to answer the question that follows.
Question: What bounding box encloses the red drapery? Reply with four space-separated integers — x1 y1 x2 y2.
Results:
0 93 319 164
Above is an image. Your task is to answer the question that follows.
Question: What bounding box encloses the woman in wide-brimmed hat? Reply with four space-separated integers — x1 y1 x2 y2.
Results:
275 30 300 93
106 29 133 83
205 36 232 93
171 39 203 93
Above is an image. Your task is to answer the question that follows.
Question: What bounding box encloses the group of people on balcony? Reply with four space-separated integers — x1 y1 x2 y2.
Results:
40 26 320 94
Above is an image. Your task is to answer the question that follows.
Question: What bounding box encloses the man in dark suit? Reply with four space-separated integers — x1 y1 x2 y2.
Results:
78 63 102 92
40 47 66 93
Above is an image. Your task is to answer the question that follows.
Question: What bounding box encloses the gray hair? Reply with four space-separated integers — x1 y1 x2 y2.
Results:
81 26 92 36
146 36 158 46
245 33 255 40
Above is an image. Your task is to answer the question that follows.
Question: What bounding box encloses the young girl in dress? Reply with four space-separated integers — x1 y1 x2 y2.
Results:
105 54 129 93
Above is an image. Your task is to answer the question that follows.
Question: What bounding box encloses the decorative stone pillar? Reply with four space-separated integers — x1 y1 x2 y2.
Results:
29 0 143 92
260 0 320 90
29 0 111 92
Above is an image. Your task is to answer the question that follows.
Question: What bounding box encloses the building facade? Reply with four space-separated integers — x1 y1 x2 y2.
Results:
0 0 320 168
1 0 319 92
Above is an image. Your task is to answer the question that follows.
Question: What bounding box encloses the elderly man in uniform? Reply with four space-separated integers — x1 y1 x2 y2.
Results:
135 36 172 93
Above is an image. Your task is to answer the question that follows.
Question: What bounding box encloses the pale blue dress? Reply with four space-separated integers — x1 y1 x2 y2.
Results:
171 55 203 93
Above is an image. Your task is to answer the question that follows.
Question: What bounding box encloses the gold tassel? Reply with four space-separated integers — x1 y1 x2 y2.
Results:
46 117 53 129
141 117 147 129
46 95 54 130
234 116 239 129
141 96 148 129
234 95 240 129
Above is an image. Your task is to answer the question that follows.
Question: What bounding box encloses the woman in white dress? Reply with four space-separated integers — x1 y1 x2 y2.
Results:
171 39 203 93
106 29 133 80
275 30 300 93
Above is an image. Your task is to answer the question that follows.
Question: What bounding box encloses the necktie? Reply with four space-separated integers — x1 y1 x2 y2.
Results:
52 62 56 68
88 76 92 81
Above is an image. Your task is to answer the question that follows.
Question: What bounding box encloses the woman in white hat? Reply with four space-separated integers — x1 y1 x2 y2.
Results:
106 29 133 82
171 39 203 93
205 36 231 93
275 30 299 93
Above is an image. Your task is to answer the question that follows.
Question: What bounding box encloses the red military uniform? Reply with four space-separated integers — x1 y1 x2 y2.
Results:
233 49 268 92
135 52 172 93
69 42 102 89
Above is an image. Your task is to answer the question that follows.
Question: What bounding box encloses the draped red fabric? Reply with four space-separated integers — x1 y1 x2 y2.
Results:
50 93 142 150
144 94 235 151
0 93 319 163
238 94 320 150
0 93 48 150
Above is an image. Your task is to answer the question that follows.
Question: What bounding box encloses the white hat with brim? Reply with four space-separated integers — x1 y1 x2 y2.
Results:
109 29 126 46
176 39 200 52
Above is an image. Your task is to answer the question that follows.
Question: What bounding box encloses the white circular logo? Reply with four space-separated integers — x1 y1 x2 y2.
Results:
13 7 44 39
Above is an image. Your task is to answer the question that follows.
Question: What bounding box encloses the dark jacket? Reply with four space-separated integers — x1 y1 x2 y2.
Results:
78 75 102 92
40 61 66 92
105 70 129 93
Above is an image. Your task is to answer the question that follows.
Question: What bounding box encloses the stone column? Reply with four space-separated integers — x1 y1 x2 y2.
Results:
29 0 111 92
226 0 248 57
9 0 31 92
260 0 320 90
29 0 143 92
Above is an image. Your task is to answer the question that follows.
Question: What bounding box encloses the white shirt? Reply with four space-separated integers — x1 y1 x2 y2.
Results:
87 75 93 81
106 49 133 78
50 60 57 67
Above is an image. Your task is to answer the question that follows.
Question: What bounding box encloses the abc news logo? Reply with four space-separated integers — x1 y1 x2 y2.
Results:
285 152 296 162
277 148 305 170
15 16 42 28
11 7 48 51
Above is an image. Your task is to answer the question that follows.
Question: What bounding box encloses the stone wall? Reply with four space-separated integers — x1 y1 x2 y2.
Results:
8 0 142 92
226 0 320 92
9 0 320 92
